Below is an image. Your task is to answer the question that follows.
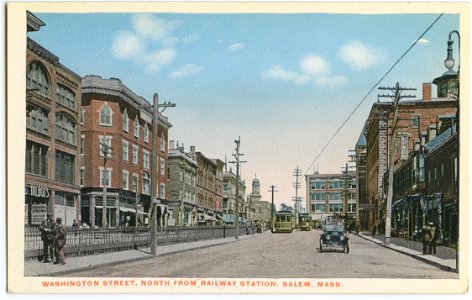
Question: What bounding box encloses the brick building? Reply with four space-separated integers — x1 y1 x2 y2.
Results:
80 75 172 227
355 126 368 230
195 152 224 222
222 168 246 223
25 12 82 226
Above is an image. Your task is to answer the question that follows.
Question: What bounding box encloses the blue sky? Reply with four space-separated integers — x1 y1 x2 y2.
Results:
28 11 459 208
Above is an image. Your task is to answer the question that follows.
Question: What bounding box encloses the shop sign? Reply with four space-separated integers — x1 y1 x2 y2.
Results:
29 185 50 198
31 204 47 225
400 135 408 161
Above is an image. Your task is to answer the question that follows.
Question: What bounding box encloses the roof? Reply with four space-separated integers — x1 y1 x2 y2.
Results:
424 124 457 155
356 131 367 147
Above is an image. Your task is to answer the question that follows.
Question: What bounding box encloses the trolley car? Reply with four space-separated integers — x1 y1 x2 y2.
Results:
273 210 294 233
298 213 312 231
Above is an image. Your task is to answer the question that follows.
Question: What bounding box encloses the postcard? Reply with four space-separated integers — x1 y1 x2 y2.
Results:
6 0 470 294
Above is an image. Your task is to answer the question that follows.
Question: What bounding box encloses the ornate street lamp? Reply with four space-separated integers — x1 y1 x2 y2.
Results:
444 30 460 74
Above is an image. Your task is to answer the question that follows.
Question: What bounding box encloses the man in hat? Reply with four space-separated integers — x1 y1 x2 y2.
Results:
429 221 438 255
421 221 432 255
54 217 67 265
39 213 56 263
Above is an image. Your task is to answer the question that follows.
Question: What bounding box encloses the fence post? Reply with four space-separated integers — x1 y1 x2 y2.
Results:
223 224 226 238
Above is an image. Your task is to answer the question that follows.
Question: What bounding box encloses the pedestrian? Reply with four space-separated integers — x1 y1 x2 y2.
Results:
39 213 56 263
429 222 438 255
371 223 377 237
421 221 432 255
54 217 67 265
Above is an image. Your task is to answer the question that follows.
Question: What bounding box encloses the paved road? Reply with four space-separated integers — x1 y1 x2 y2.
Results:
63 230 458 279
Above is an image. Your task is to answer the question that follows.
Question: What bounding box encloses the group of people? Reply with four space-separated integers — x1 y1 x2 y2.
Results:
421 221 439 255
39 214 67 265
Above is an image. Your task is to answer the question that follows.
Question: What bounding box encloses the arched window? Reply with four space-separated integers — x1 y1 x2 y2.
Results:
123 109 129 132
440 81 447 97
134 117 140 138
142 172 150 195
56 84 76 110
56 114 76 145
449 80 458 96
144 124 149 143
100 105 112 126
26 61 50 98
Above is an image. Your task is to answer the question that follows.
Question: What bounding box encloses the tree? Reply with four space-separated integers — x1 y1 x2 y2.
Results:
280 203 294 212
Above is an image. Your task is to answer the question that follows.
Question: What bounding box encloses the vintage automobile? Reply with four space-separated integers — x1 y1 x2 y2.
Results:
319 222 349 254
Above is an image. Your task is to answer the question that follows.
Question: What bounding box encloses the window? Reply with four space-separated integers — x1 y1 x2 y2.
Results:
99 168 112 187
80 168 84 187
100 105 112 126
122 170 129 190
160 133 166 152
55 151 75 184
99 136 113 157
122 140 129 161
160 158 166 175
132 174 138 193
159 183 166 199
26 61 50 97
310 181 325 190
329 180 342 189
328 192 343 201
144 125 149 143
329 203 343 212
26 104 49 135
25 140 48 177
56 85 75 110
449 80 458 96
80 108 84 125
123 109 129 132
142 172 150 195
56 114 76 145
134 117 140 138
313 204 325 213
440 81 447 97
80 135 84 155
133 144 139 164
411 115 420 128
310 192 325 201
143 150 150 169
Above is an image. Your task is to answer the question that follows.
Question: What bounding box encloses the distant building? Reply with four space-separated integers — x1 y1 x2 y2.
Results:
305 172 356 221
80 75 172 227
195 152 224 222
167 141 198 226
355 126 368 230
248 176 272 225
25 12 82 226
222 168 246 223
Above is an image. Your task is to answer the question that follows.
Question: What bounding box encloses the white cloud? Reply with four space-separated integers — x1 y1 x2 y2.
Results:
143 48 176 72
170 64 203 78
300 55 330 75
261 65 310 85
182 34 200 44
131 14 181 43
228 43 245 52
417 38 430 45
111 31 144 60
314 75 348 88
338 41 386 71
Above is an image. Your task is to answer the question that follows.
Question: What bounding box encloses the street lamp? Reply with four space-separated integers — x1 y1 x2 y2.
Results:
444 30 460 74
100 141 113 228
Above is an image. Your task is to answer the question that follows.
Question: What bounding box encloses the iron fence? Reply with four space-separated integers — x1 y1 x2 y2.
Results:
25 225 255 260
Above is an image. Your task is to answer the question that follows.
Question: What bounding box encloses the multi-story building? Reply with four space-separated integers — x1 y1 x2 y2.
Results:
222 168 246 223
364 83 457 231
80 75 172 228
25 12 82 226
248 176 272 225
355 127 368 230
305 172 356 221
195 152 224 222
167 141 198 226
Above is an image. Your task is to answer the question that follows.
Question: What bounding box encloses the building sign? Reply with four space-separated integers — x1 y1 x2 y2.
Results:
31 204 47 225
29 185 50 198
400 135 408 161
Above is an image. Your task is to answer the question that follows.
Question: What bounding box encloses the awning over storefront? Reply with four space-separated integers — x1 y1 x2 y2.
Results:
197 213 217 222
119 207 136 213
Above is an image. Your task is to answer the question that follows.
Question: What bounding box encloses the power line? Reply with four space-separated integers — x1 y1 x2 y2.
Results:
305 13 444 174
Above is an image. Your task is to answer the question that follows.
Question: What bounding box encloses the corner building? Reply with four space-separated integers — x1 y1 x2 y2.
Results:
25 12 82 226
80 75 172 227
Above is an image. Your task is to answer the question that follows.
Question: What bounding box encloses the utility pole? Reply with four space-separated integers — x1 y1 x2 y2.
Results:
150 93 175 256
99 141 113 228
292 167 302 226
269 185 277 233
378 82 416 245
229 136 246 239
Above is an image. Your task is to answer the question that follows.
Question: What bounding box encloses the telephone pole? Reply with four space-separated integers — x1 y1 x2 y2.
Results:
229 136 246 239
378 82 416 245
292 167 302 226
269 185 278 233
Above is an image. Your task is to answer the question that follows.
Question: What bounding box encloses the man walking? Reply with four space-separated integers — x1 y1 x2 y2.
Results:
421 221 432 255
54 217 67 265
429 222 438 255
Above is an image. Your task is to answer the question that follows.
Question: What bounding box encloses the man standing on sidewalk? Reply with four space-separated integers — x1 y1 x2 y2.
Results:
39 214 56 263
429 222 437 255
421 222 432 255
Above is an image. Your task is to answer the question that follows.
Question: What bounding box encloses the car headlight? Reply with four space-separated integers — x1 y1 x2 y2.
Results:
340 235 345 241
326 234 330 240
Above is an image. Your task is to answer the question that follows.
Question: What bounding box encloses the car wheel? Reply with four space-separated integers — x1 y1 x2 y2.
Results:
319 240 323 253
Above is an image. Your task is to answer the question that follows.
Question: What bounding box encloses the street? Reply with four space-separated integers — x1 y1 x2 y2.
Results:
63 230 458 279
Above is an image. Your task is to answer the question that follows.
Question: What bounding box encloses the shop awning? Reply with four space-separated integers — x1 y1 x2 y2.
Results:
119 207 136 213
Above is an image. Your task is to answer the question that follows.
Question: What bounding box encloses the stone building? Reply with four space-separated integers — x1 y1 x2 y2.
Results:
25 12 82 226
355 126 368 231
80 75 172 227
248 176 272 225
222 168 246 224
167 141 198 226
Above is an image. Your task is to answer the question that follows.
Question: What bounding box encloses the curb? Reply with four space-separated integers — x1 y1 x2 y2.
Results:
354 232 456 273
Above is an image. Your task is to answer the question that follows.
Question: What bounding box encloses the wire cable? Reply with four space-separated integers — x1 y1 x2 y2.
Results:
305 13 444 174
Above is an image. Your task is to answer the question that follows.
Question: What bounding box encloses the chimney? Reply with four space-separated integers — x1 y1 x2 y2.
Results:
190 146 195 156
428 124 437 142
169 140 175 150
422 83 432 102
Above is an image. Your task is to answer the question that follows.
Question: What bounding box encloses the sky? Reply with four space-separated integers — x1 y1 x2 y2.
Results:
27 9 460 209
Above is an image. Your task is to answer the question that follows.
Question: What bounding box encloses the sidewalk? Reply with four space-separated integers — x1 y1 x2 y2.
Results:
356 231 457 272
25 232 263 276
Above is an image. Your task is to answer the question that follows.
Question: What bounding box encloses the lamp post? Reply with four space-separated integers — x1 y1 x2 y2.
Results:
100 142 113 228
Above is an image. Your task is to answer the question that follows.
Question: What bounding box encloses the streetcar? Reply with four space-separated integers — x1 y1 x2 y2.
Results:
273 210 294 233
298 213 312 231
